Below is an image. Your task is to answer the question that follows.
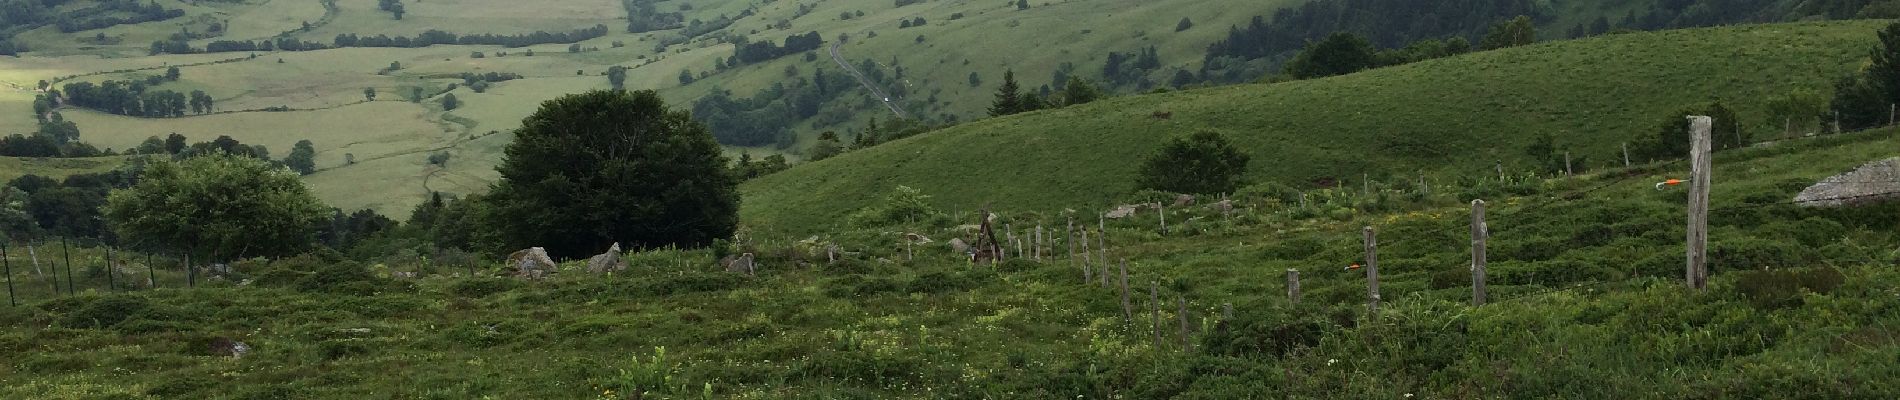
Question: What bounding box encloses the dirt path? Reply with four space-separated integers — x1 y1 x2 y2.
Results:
829 41 908 119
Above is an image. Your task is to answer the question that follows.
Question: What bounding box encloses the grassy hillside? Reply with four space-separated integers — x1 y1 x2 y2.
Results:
0 156 126 183
3 120 1898 398
740 21 1887 234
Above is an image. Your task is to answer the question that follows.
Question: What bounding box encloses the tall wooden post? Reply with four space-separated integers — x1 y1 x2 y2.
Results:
1564 151 1573 176
146 253 155 288
3 241 13 307
61 237 73 295
1080 229 1092 282
1034 225 1043 261
1286 269 1300 303
1471 200 1488 306
1099 253 1110 287
186 253 194 288
1158 204 1167 235
1150 281 1162 349
1067 219 1076 274
1686 116 1713 290
1623 143 1631 167
1097 218 1107 276
1497 162 1504 182
1363 226 1380 315
105 248 115 292
1118 258 1132 323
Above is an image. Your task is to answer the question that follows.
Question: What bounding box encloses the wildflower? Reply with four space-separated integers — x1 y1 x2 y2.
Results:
1326 359 1338 366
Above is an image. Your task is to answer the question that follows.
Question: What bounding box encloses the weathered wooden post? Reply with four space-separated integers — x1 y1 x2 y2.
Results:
61 237 73 295
1080 229 1092 282
1034 224 1043 261
1177 295 1191 350
1363 226 1380 315
1623 143 1631 167
1497 162 1505 182
1471 200 1488 306
3 241 13 306
146 253 155 288
1119 258 1132 323
905 235 914 261
1286 269 1300 303
1564 151 1573 176
1150 281 1162 349
1686 116 1713 290
186 253 194 288
105 248 115 292
1097 218 1107 276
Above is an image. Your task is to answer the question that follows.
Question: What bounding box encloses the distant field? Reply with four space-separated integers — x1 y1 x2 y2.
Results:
739 21 1890 234
0 156 127 183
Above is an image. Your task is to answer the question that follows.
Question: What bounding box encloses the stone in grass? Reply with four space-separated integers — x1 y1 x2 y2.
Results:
1795 157 1900 208
507 247 558 279
586 243 628 274
723 253 756 275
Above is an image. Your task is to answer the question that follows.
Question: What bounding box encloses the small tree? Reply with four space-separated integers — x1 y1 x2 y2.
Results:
441 93 460 110
165 66 181 82
1136 131 1251 195
968 71 981 87
608 66 629 89
363 87 377 101
1175 17 1194 32
1061 76 1101 106
105 155 328 260
1766 88 1827 136
988 70 1022 116
1480 15 1536 50
678 69 695 85
808 131 844 161
285 139 317 175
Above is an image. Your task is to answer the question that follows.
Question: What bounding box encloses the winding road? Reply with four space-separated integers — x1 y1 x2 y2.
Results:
829 41 909 119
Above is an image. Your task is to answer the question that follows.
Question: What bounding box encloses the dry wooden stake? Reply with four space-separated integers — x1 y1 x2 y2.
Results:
1623 142 1631 167
1564 151 1573 176
1363 226 1380 315
1471 199 1488 306
1081 229 1092 282
1067 219 1076 271
1158 204 1167 235
1686 116 1713 290
3 242 13 307
1287 269 1301 303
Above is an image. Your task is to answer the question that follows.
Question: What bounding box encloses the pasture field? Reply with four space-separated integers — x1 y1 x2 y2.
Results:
740 21 1888 234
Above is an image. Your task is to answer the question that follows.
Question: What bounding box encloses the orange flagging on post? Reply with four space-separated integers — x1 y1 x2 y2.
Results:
1344 264 1363 271
1655 179 1691 190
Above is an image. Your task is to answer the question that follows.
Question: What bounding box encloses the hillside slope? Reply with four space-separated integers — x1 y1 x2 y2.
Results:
740 21 1886 233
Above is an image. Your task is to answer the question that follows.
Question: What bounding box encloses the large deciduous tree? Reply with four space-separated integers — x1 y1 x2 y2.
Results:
1285 32 1377 79
484 89 739 258
1136 131 1251 195
105 155 328 260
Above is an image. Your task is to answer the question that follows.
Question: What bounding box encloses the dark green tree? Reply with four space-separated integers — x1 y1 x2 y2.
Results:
165 66 181 81
164 133 188 155
1832 74 1886 131
1285 32 1377 79
988 70 1022 116
1176 17 1193 32
1136 131 1251 194
1479 15 1536 50
1061 76 1101 106
363 87 376 101
286 140 317 175
485 90 739 258
441 93 460 110
1865 21 1900 110
608 66 629 89
808 131 844 161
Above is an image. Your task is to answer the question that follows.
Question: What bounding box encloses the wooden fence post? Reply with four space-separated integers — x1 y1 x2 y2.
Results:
186 253 194 288
3 241 12 306
1158 203 1167 235
1623 143 1631 167
1097 218 1107 278
1471 200 1488 306
61 237 73 295
1119 258 1132 324
1363 226 1380 315
105 248 115 292
1081 229 1092 282
1286 269 1300 304
1564 151 1573 176
1035 224 1043 261
146 253 155 288
1496 162 1505 182
1150 281 1162 349
1686 116 1713 290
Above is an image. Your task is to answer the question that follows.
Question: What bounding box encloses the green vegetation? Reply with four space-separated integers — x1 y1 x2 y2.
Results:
741 21 1888 235
4 120 1900 398
1137 131 1250 195
105 155 328 259
484 90 739 259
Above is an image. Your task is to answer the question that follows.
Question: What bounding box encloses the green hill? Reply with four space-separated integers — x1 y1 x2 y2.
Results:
740 21 1887 234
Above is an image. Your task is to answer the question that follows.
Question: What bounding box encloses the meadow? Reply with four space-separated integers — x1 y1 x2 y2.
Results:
740 21 1889 235
2 119 1897 398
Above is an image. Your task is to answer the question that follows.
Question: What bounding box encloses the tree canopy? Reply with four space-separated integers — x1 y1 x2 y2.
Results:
485 90 739 258
1136 131 1251 195
105 155 328 260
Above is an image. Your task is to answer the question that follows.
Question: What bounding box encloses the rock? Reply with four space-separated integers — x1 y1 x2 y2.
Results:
209 337 249 358
1173 194 1196 207
392 271 418 279
949 238 971 254
723 253 756 275
904 233 933 244
586 243 628 274
1795 157 1900 208
1105 204 1142 219
1209 199 1234 213
507 247 558 279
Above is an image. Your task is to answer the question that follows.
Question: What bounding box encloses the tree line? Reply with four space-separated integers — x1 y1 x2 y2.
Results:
624 0 684 33
173 25 610 55
691 63 860 147
732 31 822 65
53 0 183 33
55 68 219 118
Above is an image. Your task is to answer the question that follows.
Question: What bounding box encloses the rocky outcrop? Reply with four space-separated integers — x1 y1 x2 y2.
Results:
507 247 558 279
1795 157 1900 208
586 243 628 274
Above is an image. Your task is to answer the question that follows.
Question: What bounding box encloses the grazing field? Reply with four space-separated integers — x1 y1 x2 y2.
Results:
3 122 1898 398
739 21 1888 235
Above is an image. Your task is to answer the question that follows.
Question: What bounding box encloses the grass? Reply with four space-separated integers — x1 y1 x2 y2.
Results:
0 156 126 183
2 120 1898 398
739 21 1890 235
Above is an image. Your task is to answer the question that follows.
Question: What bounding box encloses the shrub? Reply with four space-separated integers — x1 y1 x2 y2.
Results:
62 294 151 329
1136 131 1250 195
449 278 523 297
